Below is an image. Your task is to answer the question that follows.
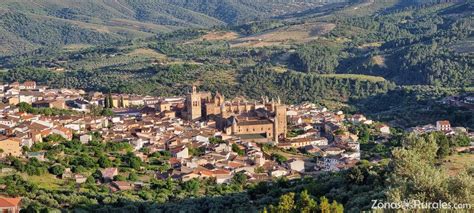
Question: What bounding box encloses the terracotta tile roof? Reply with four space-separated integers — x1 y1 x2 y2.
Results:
437 120 450 125
228 161 244 169
194 168 213 177
0 197 21 207
211 169 231 175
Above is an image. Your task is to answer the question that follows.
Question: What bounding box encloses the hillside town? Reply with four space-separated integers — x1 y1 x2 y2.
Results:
0 81 472 210
0 82 362 172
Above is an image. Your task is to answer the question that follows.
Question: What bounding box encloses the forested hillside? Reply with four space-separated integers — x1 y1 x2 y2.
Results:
0 0 342 56
288 1 473 87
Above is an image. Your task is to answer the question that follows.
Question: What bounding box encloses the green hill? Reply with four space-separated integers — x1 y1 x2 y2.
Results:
0 0 339 56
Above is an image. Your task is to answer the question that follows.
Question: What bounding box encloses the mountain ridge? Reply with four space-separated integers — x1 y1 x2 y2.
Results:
0 0 344 56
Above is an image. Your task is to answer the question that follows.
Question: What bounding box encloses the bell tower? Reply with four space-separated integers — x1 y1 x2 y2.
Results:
273 102 287 142
186 85 202 120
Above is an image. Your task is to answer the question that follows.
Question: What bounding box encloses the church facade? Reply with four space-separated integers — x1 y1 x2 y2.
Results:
184 86 287 143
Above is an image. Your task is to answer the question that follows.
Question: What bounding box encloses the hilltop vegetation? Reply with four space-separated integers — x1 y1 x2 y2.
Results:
0 0 341 56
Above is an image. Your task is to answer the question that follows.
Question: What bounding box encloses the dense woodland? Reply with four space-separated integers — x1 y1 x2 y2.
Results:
0 0 341 55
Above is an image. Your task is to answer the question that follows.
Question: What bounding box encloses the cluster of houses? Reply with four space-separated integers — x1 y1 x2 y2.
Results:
408 120 469 135
0 81 165 112
408 120 474 149
0 82 395 196
282 104 368 172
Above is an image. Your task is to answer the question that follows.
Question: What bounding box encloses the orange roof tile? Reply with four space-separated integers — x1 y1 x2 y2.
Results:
0 197 21 207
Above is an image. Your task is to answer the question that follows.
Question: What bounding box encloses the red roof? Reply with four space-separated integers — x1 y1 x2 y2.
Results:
211 169 231 175
194 168 213 177
0 197 21 207
168 157 181 165
228 161 244 168
437 120 450 125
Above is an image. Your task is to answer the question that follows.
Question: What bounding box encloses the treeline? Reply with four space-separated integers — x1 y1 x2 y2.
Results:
3 65 395 104
239 68 395 103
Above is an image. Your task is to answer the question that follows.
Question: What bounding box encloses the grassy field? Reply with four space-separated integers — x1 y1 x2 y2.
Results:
441 153 474 176
25 173 63 190
0 173 66 190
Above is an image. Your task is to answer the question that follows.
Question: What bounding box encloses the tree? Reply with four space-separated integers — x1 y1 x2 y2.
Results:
231 144 244 156
128 172 139 181
452 133 470 147
92 169 102 180
183 178 200 195
119 96 125 108
232 172 247 186
254 166 265 174
348 167 364 184
297 190 317 213
126 155 142 170
271 153 287 164
98 155 112 168
209 137 225 144
276 192 295 213
104 94 108 109
108 93 114 108
319 196 330 213
88 104 103 116
436 134 450 158
49 164 65 176
101 108 114 117
330 200 344 213
86 176 95 185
